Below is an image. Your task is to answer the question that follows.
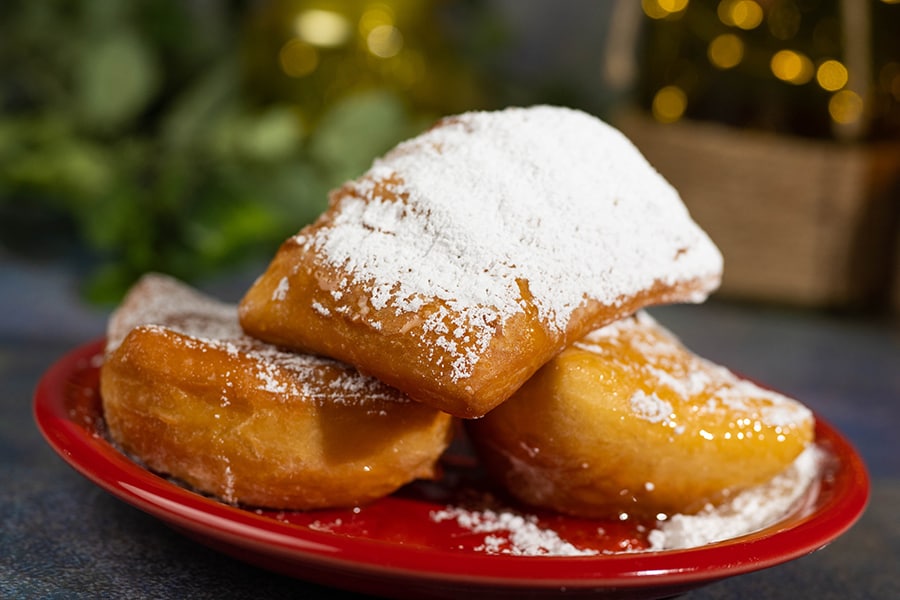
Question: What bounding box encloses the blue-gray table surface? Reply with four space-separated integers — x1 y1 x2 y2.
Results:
2 258 898 599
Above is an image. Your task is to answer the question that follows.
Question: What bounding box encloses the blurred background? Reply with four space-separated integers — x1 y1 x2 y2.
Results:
1 0 899 315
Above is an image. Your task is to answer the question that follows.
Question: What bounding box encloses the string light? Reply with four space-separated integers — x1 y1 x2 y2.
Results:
652 85 687 123
359 5 395 36
293 9 352 48
816 59 848 92
638 0 899 139
366 24 403 58
717 0 763 30
770 49 814 85
708 33 744 69
829 90 864 124
642 0 690 20
659 0 690 12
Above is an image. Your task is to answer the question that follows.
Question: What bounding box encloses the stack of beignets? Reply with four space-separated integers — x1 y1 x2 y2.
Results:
101 105 816 526
101 274 453 510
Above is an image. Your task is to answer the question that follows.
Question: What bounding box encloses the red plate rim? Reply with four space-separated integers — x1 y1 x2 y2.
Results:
34 338 870 592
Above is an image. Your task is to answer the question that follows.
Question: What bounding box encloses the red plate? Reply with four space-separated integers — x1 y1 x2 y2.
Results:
34 340 869 599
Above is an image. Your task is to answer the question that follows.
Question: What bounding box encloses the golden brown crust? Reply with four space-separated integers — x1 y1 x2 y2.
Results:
238 107 723 418
100 275 454 510
239 227 719 419
465 312 815 519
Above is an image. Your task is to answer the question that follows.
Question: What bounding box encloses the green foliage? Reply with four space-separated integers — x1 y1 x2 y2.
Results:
0 0 428 303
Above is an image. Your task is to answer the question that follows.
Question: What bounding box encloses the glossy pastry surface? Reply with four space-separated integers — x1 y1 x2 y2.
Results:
101 274 454 510
466 311 815 519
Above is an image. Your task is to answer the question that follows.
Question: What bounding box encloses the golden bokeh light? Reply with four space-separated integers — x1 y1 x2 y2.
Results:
828 90 864 124
708 33 744 69
642 0 690 20
770 49 814 84
366 24 403 58
816 60 848 92
278 39 319 78
718 0 764 30
652 85 688 123
359 6 395 36
294 9 352 48
659 0 690 11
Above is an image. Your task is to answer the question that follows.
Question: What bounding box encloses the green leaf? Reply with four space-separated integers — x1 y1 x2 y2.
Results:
234 105 305 164
160 58 240 153
309 90 419 185
1 134 116 202
75 31 161 131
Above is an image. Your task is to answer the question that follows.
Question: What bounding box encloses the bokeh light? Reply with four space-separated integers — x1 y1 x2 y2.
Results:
278 39 319 78
708 33 744 69
293 9 352 48
816 60 848 92
718 0 764 30
642 0 690 20
770 49 814 84
828 90 864 124
366 24 403 58
359 6 394 35
652 85 688 123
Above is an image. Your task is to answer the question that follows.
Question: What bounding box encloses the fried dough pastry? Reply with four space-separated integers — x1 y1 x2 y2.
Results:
100 274 454 510
239 106 723 418
465 311 815 520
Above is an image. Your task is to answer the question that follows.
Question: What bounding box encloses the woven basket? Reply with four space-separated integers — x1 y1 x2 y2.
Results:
615 110 900 310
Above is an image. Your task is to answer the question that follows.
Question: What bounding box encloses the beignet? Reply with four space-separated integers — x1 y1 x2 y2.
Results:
239 106 723 418
465 311 815 519
100 274 454 510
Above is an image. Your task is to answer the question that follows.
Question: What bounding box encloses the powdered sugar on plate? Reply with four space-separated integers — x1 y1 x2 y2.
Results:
426 445 822 555
430 504 599 556
647 444 823 550
296 106 723 381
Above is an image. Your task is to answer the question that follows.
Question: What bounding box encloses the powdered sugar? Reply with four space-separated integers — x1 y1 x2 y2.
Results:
576 311 812 431
272 276 290 301
297 106 723 381
629 390 675 424
106 273 408 406
430 504 598 556
647 444 823 550
427 446 822 555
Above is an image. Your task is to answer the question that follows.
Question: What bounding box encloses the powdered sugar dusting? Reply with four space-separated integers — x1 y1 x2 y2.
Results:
430 504 598 556
106 273 408 406
629 390 674 424
575 311 812 431
298 106 722 381
272 276 290 301
424 445 821 554
647 444 823 550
